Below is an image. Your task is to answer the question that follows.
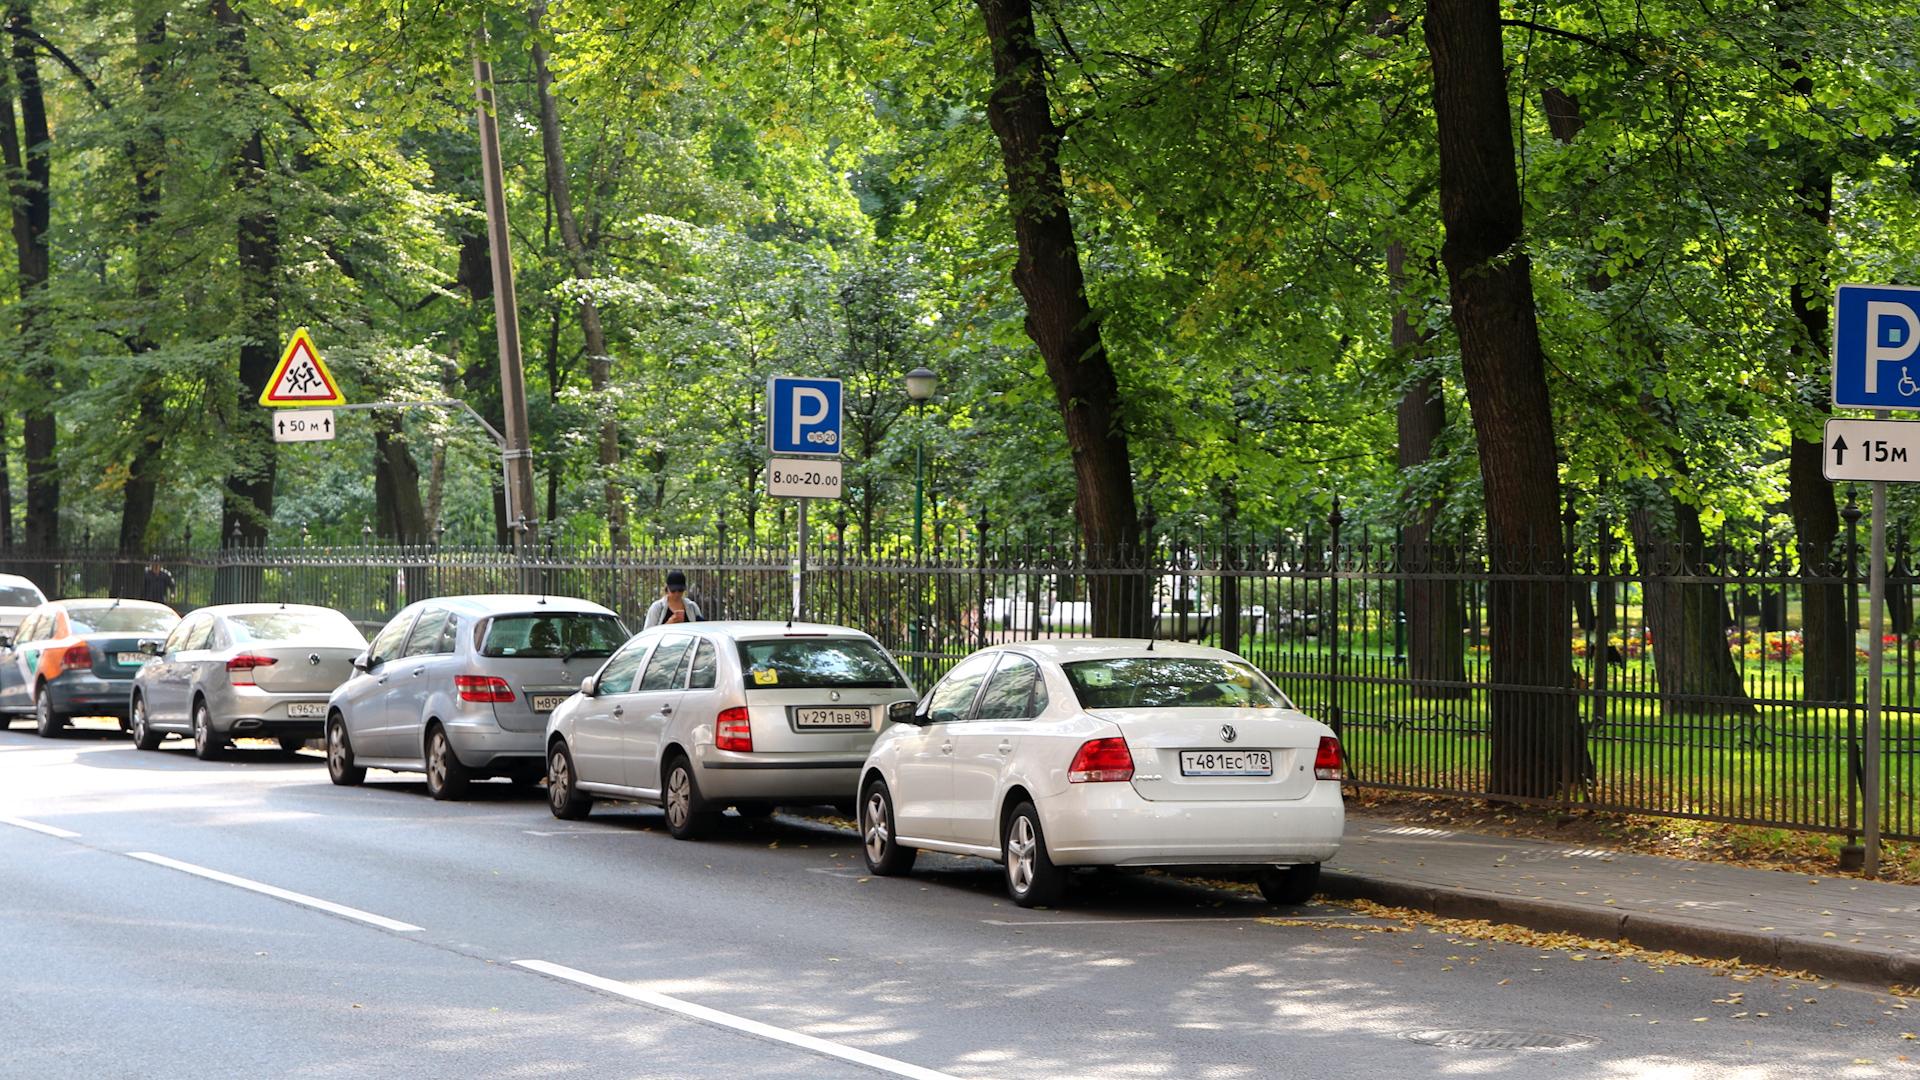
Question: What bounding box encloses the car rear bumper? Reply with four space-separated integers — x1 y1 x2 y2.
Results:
209 686 334 734
1040 781 1344 867
46 674 134 719
691 745 866 801
441 720 544 768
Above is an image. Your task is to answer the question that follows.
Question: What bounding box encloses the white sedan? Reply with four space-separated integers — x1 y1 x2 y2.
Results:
857 640 1343 908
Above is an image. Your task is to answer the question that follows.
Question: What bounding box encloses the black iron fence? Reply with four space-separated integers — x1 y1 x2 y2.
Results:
4 528 1913 843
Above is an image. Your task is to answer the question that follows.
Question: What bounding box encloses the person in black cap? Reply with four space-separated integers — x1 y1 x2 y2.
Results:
141 556 174 605
643 569 703 628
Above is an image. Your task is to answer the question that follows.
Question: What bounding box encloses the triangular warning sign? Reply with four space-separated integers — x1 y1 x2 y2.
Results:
259 327 346 407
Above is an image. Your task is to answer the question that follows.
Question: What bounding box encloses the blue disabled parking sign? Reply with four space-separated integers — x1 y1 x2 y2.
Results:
766 376 843 456
1833 283 1920 410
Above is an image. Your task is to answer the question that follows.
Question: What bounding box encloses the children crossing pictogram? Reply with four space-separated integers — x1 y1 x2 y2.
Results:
259 327 346 407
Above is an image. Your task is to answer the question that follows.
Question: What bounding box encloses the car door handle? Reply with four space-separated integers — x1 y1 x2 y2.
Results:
660 704 673 715
376 676 388 685
612 706 624 717
411 668 425 677
939 741 953 755
997 741 1013 755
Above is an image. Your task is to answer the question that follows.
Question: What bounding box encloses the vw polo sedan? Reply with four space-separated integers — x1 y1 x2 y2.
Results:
326 595 627 799
129 604 368 758
857 640 1343 908
545 622 916 839
0 599 179 735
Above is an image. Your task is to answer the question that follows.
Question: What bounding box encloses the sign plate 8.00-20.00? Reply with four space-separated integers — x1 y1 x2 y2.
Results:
767 457 842 499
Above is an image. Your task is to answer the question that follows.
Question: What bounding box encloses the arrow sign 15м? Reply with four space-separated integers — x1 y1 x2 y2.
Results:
1822 417 1920 482
272 409 336 443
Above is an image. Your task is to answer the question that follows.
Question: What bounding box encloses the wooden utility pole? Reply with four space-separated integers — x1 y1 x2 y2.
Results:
473 45 536 548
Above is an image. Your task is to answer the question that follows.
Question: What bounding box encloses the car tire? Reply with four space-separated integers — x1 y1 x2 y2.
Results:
860 779 917 877
661 754 713 841
546 741 592 821
424 725 470 801
326 717 366 786
33 684 63 738
277 736 307 756
191 700 224 761
1256 863 1321 906
129 696 162 751
1003 801 1066 908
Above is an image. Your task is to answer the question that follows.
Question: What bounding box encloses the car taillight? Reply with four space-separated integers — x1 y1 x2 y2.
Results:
60 642 92 672
715 706 753 752
1314 736 1343 781
455 674 515 703
1067 737 1133 783
226 653 278 686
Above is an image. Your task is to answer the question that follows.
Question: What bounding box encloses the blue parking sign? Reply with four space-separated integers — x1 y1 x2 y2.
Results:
767 376 843 456
1833 284 1920 410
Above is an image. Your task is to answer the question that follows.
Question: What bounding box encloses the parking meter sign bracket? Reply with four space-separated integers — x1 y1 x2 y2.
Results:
1832 284 1920 410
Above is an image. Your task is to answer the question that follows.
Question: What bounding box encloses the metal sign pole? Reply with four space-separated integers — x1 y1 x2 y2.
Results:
795 498 809 621
1865 414 1889 879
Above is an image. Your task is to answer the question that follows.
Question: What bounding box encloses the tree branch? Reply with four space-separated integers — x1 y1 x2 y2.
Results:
6 22 110 110
1498 18 1642 64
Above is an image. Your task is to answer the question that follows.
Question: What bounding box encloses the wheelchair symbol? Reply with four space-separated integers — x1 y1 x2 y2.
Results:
1902 366 1919 397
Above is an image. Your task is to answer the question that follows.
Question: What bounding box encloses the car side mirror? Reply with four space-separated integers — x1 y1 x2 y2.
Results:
889 700 929 727
0 634 11 649
579 675 597 697
138 638 162 656
351 652 370 672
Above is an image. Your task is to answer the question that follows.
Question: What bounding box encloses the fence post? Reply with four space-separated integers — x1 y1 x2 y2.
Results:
1327 499 1343 737
976 509 989 650
1843 491 1862 851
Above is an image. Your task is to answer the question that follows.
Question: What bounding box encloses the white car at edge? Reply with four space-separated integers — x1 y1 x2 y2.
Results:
856 639 1344 908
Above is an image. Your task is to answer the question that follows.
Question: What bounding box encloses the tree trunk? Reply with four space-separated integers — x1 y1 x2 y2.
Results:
113 13 169 599
1627 494 1754 717
975 0 1144 635
1424 0 1583 798
0 409 11 550
529 16 625 546
1390 241 1467 697
1789 193 1851 704
3 3 54 556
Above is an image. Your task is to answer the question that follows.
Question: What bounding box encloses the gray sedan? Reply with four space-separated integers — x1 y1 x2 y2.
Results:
129 604 368 759
325 595 628 800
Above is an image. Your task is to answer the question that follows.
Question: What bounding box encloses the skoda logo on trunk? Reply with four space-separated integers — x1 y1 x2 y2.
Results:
1220 724 1237 743
830 690 841 702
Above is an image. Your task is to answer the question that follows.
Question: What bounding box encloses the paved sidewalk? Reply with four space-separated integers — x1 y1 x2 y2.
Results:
1322 812 1920 988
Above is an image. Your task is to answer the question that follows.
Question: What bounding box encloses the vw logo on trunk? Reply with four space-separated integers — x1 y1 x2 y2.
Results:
307 653 321 666
1220 724 1238 743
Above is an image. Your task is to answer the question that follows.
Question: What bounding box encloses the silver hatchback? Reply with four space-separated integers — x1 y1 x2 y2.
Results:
544 621 916 838
325 595 628 799
129 604 367 758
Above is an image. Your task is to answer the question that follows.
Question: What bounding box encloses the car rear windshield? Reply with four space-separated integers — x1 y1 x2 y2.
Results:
1063 657 1290 710
0 585 42 606
736 638 907 690
227 611 366 647
65 606 176 635
481 613 628 659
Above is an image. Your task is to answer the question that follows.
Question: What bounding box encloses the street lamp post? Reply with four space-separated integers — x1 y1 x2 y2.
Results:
905 367 937 686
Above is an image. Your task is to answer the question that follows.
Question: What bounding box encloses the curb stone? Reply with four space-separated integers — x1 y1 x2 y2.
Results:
1320 868 1920 989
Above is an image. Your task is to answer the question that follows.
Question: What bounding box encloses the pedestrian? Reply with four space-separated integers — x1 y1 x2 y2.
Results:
141 556 174 605
643 569 703 628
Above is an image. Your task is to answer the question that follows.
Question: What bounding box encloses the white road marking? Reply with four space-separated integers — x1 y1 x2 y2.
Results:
0 815 79 839
124 852 423 933
514 959 962 1080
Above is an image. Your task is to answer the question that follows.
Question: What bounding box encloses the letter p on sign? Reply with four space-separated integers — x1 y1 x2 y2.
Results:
766 376 844 456
1833 285 1920 411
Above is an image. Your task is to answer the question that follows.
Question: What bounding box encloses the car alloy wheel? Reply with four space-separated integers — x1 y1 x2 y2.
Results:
425 727 469 801
662 757 710 841
130 697 161 751
34 689 60 738
547 742 591 820
192 702 222 761
1003 802 1065 908
860 780 916 877
327 719 365 786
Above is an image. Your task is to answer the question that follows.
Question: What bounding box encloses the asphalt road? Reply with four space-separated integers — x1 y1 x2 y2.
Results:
3 719 1914 1079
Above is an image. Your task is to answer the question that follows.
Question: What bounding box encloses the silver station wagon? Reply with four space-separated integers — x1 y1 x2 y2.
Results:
129 603 368 758
545 621 916 839
326 595 628 799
